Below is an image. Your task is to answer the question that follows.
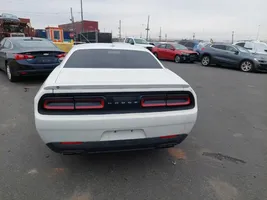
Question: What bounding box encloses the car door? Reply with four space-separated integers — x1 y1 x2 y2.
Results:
223 45 240 67
157 44 166 59
165 44 176 60
0 39 7 70
210 44 228 64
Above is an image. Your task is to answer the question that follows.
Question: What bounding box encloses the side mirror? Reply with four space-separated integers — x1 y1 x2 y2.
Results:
234 50 239 55
130 42 134 45
171 48 175 51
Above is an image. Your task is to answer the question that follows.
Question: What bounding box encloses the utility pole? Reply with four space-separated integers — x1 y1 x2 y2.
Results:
256 25 260 40
165 33 167 42
145 15 150 41
232 31 234 43
80 0 84 33
70 7 76 41
193 33 195 40
118 20 122 41
159 27 162 42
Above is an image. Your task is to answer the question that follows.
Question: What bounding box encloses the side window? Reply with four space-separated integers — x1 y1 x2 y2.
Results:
128 38 134 44
244 42 253 50
166 44 173 49
158 44 166 49
3 40 12 49
235 42 245 47
187 42 195 48
211 45 226 50
225 45 237 52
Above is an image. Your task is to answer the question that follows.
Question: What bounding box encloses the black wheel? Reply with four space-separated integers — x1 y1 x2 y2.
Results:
201 55 210 66
154 52 158 58
6 64 18 82
174 55 181 63
240 60 254 72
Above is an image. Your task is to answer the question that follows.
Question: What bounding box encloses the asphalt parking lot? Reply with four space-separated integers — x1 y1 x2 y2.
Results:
0 61 266 200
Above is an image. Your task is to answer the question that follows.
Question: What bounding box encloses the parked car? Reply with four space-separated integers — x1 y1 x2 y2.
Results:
200 43 267 72
195 42 211 54
178 39 203 51
124 37 154 51
152 43 198 63
234 40 267 55
34 43 198 154
0 37 65 82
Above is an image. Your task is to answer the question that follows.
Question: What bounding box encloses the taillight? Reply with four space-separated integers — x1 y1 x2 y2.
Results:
141 94 191 108
75 98 104 110
201 48 205 51
14 54 34 60
166 95 191 106
43 98 74 110
57 53 66 58
141 96 166 107
42 97 105 111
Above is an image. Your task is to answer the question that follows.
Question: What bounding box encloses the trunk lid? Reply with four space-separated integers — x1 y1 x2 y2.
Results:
18 50 64 64
47 68 189 92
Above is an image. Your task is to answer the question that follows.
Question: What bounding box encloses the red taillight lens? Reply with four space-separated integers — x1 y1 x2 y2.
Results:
141 94 191 108
141 96 166 107
160 134 178 139
75 98 104 110
43 98 75 110
60 142 83 145
42 97 105 111
166 95 191 106
14 54 34 60
57 53 66 58
201 48 205 51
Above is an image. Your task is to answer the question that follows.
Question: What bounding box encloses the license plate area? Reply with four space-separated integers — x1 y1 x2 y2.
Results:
100 129 146 141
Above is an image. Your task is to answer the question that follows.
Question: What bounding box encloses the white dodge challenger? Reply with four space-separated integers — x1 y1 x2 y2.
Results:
34 43 198 154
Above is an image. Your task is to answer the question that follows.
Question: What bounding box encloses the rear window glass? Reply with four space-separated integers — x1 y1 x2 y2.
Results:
64 49 162 69
15 39 56 48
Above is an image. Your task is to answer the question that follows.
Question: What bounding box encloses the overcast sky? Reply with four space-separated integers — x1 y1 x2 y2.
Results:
2 0 267 41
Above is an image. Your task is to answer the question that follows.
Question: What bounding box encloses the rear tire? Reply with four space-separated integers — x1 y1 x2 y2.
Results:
174 55 181 63
240 60 254 72
201 55 210 66
6 64 18 82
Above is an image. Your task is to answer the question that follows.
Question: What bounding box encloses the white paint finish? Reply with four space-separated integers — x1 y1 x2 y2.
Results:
35 109 197 143
54 68 189 86
34 44 198 145
100 129 146 141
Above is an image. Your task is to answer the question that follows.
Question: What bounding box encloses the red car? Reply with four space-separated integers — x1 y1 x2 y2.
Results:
152 43 199 63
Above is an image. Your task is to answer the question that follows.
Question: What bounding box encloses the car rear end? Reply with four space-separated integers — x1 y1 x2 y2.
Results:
9 38 65 77
34 45 198 154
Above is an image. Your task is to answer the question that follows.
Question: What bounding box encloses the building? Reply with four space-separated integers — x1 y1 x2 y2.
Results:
59 20 99 34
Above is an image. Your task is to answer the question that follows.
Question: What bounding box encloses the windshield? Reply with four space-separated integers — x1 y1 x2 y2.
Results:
15 39 56 48
254 43 267 53
64 49 162 69
173 43 188 50
134 38 148 44
236 45 250 53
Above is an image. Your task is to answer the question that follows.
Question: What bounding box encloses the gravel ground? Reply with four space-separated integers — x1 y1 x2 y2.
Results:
0 61 266 200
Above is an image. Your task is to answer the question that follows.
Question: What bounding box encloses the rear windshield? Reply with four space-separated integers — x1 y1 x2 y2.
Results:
15 39 56 48
64 49 162 69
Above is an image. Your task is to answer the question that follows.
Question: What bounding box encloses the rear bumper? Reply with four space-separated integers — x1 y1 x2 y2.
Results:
35 108 197 144
47 134 188 154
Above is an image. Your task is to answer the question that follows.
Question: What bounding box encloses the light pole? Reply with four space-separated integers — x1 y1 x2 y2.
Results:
256 25 260 40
